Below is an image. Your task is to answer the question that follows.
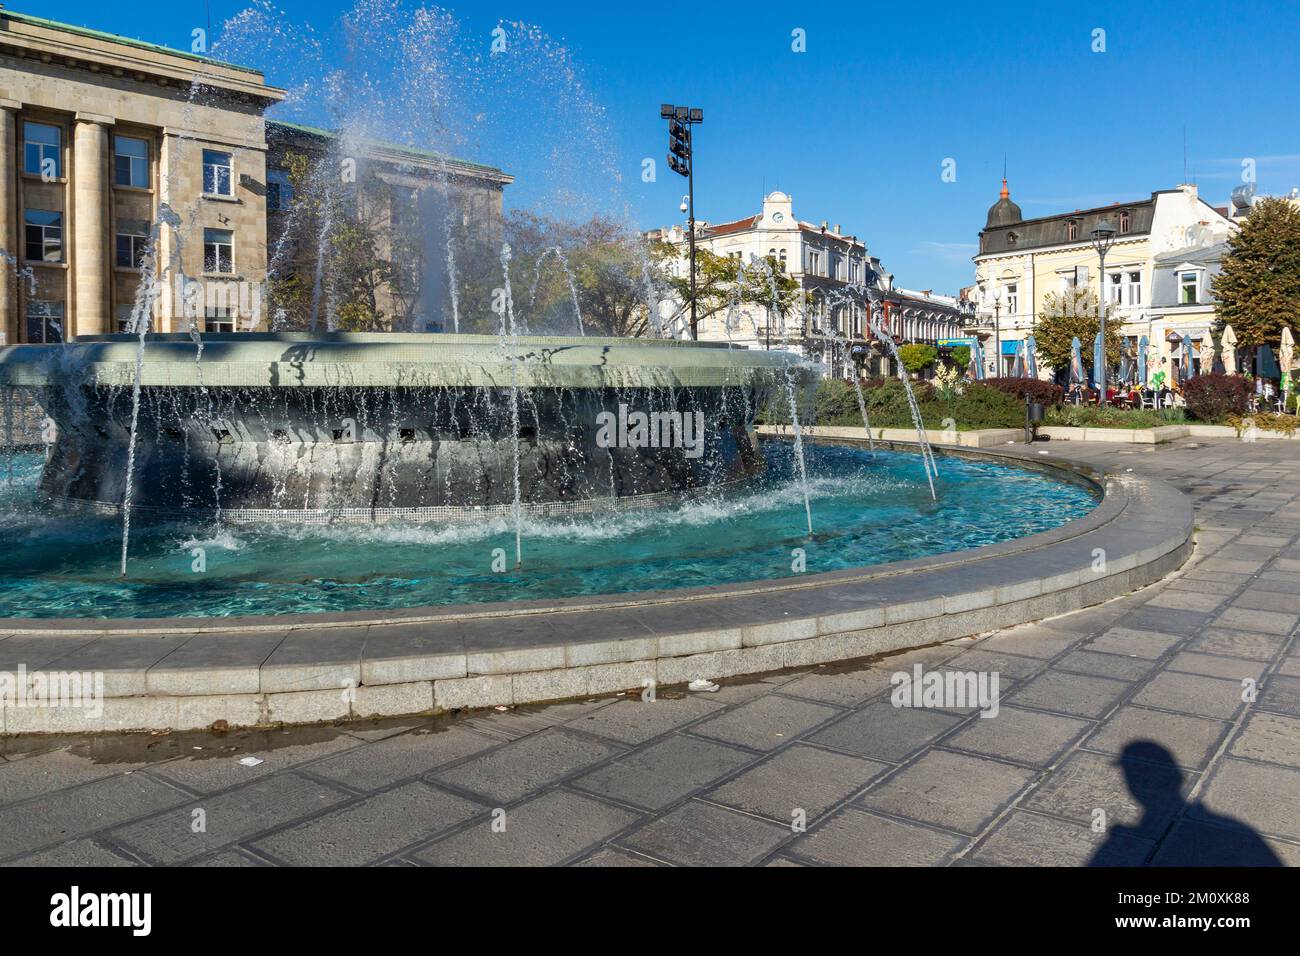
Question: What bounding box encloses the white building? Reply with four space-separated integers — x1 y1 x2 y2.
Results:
649 191 966 378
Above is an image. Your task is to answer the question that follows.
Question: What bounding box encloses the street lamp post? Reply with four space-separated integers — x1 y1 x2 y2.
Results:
1090 220 1117 389
991 282 1002 378
661 104 704 339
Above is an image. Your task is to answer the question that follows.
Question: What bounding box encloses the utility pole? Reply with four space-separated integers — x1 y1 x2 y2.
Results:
662 104 703 339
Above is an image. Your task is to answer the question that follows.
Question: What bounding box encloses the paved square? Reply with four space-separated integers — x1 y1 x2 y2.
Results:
858 750 1036 834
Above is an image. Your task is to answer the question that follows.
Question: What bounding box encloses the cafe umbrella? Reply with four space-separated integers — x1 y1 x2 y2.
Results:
1024 334 1039 380
1221 324 1238 374
1137 334 1149 386
1070 336 1086 388
1092 332 1105 390
1282 327 1295 405
969 337 986 380
1181 334 1197 383
1199 330 1214 376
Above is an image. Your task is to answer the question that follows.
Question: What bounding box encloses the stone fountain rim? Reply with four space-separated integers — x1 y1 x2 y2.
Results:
0 442 1194 735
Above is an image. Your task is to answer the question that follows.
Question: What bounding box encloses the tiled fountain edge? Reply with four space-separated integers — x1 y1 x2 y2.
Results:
0 445 1193 735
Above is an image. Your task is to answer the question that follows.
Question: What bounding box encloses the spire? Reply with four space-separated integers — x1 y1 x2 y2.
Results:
1000 178 1010 200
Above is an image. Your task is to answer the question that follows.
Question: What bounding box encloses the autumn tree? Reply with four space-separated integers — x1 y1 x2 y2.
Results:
1034 288 1123 377
1212 196 1300 347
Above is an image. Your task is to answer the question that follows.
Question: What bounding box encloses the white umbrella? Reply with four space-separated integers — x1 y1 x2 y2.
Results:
1221 324 1238 375
1199 331 1214 376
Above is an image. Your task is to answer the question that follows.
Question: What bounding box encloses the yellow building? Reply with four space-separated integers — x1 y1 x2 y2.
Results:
971 180 1236 380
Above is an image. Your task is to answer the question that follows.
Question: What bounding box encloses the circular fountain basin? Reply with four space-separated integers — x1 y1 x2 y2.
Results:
0 332 807 521
0 441 1193 735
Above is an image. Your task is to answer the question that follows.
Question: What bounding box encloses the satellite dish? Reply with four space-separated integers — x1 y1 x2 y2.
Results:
1230 183 1256 210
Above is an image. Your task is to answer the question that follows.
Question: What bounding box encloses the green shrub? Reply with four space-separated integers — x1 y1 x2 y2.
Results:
949 346 971 370
1182 373 1251 422
1045 406 1168 429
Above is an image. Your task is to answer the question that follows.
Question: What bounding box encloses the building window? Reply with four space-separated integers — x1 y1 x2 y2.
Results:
1127 271 1142 306
1118 210 1130 234
115 303 136 333
807 250 821 276
24 209 63 262
1066 220 1078 242
202 150 233 196
1006 283 1018 316
25 300 65 343
205 307 235 334
116 219 150 268
203 228 234 274
266 169 295 211
1179 270 1199 305
23 122 62 177
114 136 150 188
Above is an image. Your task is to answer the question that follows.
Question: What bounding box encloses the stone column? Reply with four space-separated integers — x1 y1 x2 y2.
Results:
0 101 18 345
73 113 114 337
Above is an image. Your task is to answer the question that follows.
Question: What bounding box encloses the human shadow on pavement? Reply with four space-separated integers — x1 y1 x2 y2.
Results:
1089 740 1283 867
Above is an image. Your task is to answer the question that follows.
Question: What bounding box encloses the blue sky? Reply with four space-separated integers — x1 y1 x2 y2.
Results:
36 0 1300 293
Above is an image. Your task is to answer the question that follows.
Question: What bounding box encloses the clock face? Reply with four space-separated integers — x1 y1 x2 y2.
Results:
772 212 784 222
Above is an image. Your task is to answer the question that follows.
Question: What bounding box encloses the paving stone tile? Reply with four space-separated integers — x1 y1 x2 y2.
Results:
430 728 621 805
414 791 640 866
1193 758 1300 842
0 772 189 861
1053 650 1157 681
1151 818 1300 866
970 810 1151 866
190 849 266 867
806 700 963 762
1010 670 1130 718
1213 607 1300 635
1166 651 1267 682
250 781 484 865
944 706 1090 767
1141 590 1226 613
572 847 663 867
1023 751 1191 840
1118 606 1211 637
1188 627 1288 661
110 773 350 864
859 750 1035 835
2 839 138 868
618 799 788 866
943 648 1048 681
1085 706 1229 770
787 807 963 866
690 694 841 752
457 698 613 742
1084 627 1182 660
572 734 753 811
149 727 367 793
0 747 155 807
1231 589 1300 615
307 725 498 791
982 625 1084 659
1258 675 1300 718
1133 672 1245 720
563 695 722 744
777 667 895 706
706 744 887 822
1229 712 1300 768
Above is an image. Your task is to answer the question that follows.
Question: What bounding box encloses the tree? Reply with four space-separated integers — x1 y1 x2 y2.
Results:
1034 288 1123 376
898 343 938 374
656 245 801 337
1212 196 1300 348
949 345 971 371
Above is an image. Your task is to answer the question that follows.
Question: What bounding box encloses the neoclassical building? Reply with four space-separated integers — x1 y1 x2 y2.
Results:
650 190 967 377
971 179 1236 379
1 9 510 344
